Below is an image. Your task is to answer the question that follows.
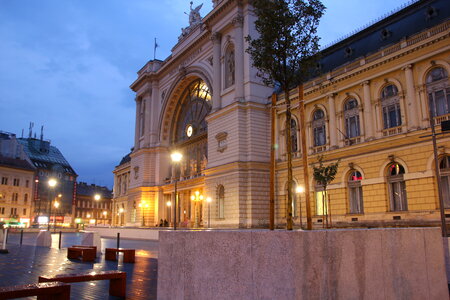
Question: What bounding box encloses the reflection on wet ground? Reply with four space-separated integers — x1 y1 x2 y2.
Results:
0 232 158 299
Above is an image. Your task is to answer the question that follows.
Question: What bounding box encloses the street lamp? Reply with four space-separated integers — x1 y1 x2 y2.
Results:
171 151 183 230
47 178 57 230
102 211 107 225
53 200 60 231
94 194 101 201
138 201 149 226
191 191 203 228
206 197 212 228
296 185 305 229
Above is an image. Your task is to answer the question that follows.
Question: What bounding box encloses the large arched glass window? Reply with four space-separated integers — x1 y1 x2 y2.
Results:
387 162 407 211
427 67 450 118
312 109 326 147
348 171 363 214
290 118 298 153
381 84 402 129
439 155 450 208
174 79 212 143
344 98 360 140
224 46 235 89
217 185 225 219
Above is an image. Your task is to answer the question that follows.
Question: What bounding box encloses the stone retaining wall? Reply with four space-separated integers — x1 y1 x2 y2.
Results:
158 228 448 300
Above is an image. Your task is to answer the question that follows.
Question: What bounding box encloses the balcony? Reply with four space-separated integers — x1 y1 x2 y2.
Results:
382 126 402 137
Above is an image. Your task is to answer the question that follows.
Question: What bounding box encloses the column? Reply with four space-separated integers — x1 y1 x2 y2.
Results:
362 81 374 139
211 32 222 111
233 15 244 101
134 98 141 151
144 95 151 147
150 82 160 145
328 93 337 148
403 64 419 129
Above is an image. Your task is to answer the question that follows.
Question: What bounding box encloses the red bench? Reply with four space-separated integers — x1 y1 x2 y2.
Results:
105 248 135 263
0 282 70 299
71 245 97 257
67 247 96 262
38 270 126 297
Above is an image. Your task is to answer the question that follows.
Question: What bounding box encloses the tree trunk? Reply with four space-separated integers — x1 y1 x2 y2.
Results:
285 90 293 230
270 94 276 230
322 190 325 229
298 85 312 230
328 191 332 228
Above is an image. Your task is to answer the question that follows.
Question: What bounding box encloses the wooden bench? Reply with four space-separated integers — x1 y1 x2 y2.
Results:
0 281 70 299
71 245 97 257
105 248 135 263
67 247 96 262
38 270 126 297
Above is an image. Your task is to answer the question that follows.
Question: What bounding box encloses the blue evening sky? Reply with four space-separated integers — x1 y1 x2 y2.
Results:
0 0 413 188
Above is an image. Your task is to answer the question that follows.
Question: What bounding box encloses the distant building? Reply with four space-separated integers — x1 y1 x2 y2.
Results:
74 182 112 228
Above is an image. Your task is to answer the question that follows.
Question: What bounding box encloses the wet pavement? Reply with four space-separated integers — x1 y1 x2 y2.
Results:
0 232 158 299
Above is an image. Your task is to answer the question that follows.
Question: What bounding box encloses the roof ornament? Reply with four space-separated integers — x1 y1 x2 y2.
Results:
179 1 203 41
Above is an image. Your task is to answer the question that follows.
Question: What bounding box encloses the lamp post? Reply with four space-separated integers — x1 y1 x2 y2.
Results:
53 200 60 231
93 194 101 225
171 151 183 230
191 191 203 228
296 185 305 229
47 178 57 231
206 197 212 228
102 211 107 225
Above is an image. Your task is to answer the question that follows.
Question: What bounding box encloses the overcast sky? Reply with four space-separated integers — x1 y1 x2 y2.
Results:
0 0 414 188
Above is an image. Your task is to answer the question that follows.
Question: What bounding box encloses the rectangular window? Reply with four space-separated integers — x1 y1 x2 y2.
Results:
13 178 20 186
0 207 4 214
24 194 28 204
1 177 8 185
25 180 29 188
23 208 26 215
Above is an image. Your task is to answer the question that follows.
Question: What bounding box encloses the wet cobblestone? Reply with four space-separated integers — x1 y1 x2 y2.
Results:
0 232 157 299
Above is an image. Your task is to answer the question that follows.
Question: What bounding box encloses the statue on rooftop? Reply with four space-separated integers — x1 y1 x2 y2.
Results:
179 2 203 41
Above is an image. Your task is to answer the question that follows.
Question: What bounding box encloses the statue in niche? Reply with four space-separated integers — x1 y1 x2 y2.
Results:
190 159 197 177
225 48 235 88
179 2 203 41
201 154 208 171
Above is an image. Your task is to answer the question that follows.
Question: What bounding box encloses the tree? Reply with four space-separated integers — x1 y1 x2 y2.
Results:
312 156 339 228
246 0 325 230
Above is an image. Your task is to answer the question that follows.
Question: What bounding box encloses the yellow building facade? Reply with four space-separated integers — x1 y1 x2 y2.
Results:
275 15 450 227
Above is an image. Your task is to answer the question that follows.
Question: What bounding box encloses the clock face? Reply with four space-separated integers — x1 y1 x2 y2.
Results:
186 125 193 137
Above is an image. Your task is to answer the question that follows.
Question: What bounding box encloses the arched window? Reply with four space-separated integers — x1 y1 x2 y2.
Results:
312 109 326 147
427 67 450 118
387 162 407 211
348 171 363 214
344 98 360 140
224 46 235 89
439 155 450 208
217 185 225 219
381 84 402 129
290 118 298 153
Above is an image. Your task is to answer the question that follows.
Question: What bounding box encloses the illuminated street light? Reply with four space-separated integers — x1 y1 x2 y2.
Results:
47 178 57 230
296 185 305 229
191 191 203 228
171 151 183 230
94 194 101 201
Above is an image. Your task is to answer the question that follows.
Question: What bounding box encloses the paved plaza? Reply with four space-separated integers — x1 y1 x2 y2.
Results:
0 232 158 299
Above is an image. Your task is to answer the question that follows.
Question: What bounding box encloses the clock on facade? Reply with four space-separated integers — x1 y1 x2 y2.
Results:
186 124 193 137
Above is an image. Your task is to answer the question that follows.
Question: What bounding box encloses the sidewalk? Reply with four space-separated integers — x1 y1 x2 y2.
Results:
0 232 158 299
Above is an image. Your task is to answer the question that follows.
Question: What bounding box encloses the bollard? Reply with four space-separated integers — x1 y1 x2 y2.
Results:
59 231 62 249
0 229 8 254
20 229 23 245
117 232 120 249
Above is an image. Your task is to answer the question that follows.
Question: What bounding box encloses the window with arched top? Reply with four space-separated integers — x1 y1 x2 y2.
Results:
217 185 225 219
224 46 235 89
381 84 402 129
387 162 407 211
312 109 326 147
348 171 363 214
344 98 361 140
427 67 449 118
290 118 298 153
439 155 450 208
